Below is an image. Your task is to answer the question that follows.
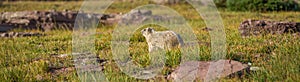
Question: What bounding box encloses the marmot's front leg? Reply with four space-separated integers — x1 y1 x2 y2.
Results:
148 45 154 52
149 45 163 52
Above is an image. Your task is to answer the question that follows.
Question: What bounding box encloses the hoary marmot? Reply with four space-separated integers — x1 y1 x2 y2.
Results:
141 27 184 52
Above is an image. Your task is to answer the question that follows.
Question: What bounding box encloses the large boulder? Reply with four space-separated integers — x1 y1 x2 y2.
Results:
168 60 249 81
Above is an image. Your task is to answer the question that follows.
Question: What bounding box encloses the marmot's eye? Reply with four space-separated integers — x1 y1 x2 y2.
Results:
147 28 152 32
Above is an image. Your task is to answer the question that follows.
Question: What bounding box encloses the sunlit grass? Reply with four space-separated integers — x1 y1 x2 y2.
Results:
0 0 299 81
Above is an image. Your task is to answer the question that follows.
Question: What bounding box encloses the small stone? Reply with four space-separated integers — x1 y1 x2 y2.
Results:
250 67 261 71
57 54 69 58
248 62 252 66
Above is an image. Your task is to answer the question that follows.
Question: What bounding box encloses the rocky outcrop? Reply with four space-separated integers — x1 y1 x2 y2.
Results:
48 53 107 76
119 9 171 25
0 10 171 32
239 19 300 36
0 32 43 38
0 10 122 32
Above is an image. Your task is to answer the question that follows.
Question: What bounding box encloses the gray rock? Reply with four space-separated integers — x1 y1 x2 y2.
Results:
129 10 152 16
152 0 182 4
0 10 124 31
120 9 172 25
8 19 30 24
41 23 54 32
0 32 43 38
100 13 122 25
250 67 261 71
48 53 107 76
239 19 300 36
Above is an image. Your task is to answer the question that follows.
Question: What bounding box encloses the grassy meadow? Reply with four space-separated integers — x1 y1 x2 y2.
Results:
0 1 300 82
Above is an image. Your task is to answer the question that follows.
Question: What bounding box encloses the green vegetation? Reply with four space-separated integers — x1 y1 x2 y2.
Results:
215 0 299 11
0 1 300 82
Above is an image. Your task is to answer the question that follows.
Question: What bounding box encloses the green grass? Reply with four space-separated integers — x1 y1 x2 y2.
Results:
0 1 300 82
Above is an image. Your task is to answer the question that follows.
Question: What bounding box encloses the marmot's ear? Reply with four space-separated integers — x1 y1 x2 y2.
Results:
141 28 146 33
147 28 154 33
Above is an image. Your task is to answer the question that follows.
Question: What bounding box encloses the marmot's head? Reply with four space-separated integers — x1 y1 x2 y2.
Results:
141 27 155 37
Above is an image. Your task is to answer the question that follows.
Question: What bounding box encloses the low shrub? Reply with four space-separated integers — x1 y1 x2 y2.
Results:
214 0 227 7
226 0 300 11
